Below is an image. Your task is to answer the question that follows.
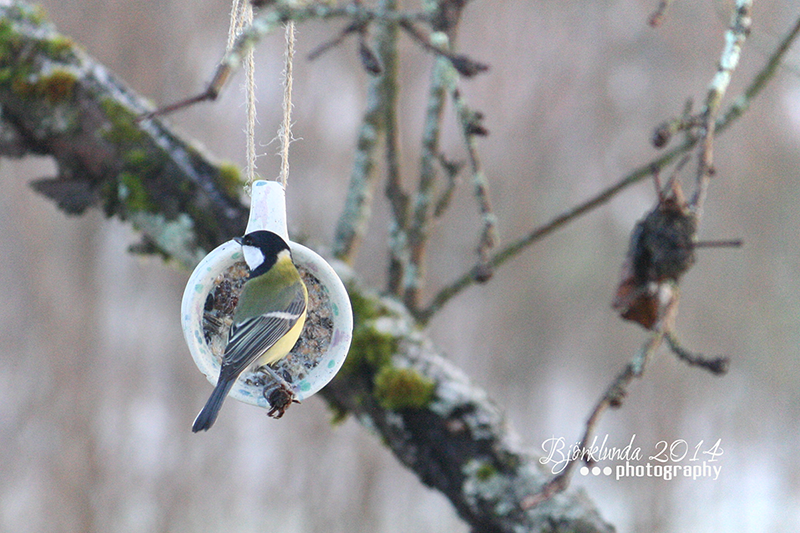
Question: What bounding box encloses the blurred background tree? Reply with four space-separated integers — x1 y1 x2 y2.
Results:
1 0 799 532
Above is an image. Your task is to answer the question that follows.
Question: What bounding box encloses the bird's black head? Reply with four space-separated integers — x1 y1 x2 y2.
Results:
235 230 291 277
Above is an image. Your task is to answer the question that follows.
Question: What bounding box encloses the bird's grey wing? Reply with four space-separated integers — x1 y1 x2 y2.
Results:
221 290 306 372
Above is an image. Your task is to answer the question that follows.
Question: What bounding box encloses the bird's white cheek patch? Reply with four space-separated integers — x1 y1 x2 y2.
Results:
242 245 265 271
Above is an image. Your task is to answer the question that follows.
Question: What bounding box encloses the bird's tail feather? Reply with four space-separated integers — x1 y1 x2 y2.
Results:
192 377 235 432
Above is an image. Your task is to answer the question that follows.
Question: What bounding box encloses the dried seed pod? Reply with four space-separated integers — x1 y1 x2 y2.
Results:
613 181 696 329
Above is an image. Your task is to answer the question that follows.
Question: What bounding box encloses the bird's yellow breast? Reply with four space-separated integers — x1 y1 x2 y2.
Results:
256 310 307 367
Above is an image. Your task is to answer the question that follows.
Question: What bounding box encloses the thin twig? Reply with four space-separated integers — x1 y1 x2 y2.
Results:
401 1 476 308
452 88 498 284
648 0 675 27
398 19 489 77
332 0 399 262
522 331 666 508
307 20 363 61
378 0 408 296
690 0 752 212
651 100 698 148
693 239 743 248
665 332 730 375
432 153 462 219
400 3 474 308
140 4 427 120
718 12 800 131
403 40 454 308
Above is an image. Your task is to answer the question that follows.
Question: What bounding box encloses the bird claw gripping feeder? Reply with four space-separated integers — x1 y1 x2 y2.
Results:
181 180 353 417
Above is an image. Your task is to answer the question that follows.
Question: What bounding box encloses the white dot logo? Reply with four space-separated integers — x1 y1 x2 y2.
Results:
579 465 613 476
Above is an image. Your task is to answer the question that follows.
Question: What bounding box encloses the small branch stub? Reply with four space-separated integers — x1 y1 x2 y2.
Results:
181 181 353 415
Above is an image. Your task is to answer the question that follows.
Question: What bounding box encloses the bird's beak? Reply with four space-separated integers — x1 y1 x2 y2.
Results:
234 236 244 245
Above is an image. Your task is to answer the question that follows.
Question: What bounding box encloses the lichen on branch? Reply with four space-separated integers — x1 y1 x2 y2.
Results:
0 1 247 267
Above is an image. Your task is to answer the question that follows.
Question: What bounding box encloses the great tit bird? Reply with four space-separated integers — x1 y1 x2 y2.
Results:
192 230 308 432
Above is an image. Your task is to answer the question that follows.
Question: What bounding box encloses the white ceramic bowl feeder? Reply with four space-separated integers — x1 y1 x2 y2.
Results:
181 180 353 412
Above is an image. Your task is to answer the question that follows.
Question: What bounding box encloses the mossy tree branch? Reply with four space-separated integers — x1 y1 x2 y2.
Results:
324 279 612 532
0 3 248 268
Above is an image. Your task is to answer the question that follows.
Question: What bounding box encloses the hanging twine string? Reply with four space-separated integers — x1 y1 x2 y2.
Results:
226 0 248 50
279 21 295 189
244 9 257 187
228 0 295 191
227 0 257 188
